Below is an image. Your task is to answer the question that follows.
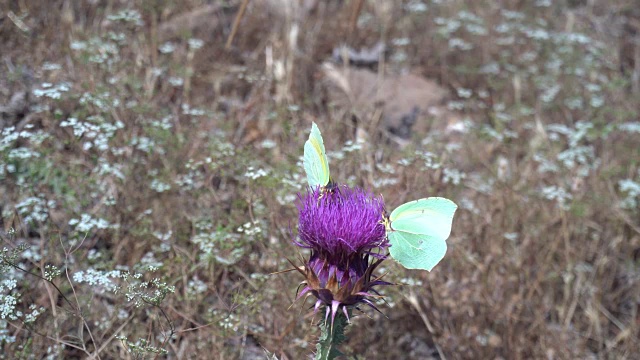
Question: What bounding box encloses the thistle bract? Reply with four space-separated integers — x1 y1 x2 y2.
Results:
293 185 390 324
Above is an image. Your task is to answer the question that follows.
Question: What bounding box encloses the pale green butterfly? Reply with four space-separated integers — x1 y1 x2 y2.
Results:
303 122 332 188
384 197 457 271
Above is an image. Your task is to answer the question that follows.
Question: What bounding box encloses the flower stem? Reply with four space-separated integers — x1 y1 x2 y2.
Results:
315 311 348 360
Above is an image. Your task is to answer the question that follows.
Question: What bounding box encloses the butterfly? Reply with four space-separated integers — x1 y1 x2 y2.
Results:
303 122 333 189
384 197 457 271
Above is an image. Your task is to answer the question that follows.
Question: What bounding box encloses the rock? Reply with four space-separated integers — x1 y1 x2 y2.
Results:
0 91 29 129
322 62 452 142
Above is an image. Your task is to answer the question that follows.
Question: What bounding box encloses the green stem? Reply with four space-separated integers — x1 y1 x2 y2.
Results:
315 309 349 360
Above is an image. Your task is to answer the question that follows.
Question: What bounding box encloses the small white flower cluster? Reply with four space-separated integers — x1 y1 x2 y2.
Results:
210 135 236 158
150 116 173 130
462 196 489 217
457 88 473 98
244 166 269 180
107 9 144 26
372 177 399 188
533 153 559 174
392 37 410 46
42 62 62 71
153 231 172 242
150 179 171 193
434 17 460 36
115 336 168 356
215 311 239 331
542 121 600 180
69 214 113 233
168 77 183 87
376 163 396 174
71 37 120 65
140 252 163 271
191 224 245 266
188 38 204 50
107 31 127 44
44 265 62 281
131 136 163 154
187 277 208 296
16 196 55 224
405 0 427 13
0 164 10 177
618 178 640 210
276 193 297 205
23 304 45 324
0 127 19 152
400 277 423 286
503 232 519 241
434 10 487 50
260 139 277 149
523 27 550 41
0 279 18 319
448 38 473 51
479 124 517 142
0 261 22 333
443 168 466 185
32 82 71 100
0 124 50 176
342 140 362 153
181 104 206 116
557 146 596 171
0 322 16 343
535 0 552 6
466 173 494 194
7 147 40 160
73 269 124 293
328 149 344 161
124 277 175 308
60 116 125 151
159 42 176 54
397 158 412 166
540 185 573 210
417 151 441 170
237 221 262 237
618 122 640 134
97 158 125 180
541 84 561 103
174 171 199 191
0 295 17 321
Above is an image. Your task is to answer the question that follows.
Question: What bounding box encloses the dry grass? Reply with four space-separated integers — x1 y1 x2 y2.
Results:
1 0 639 359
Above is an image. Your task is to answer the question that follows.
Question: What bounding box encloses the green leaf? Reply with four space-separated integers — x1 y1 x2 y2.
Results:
315 311 347 360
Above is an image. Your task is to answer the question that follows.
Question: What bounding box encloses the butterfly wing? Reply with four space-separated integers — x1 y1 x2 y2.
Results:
303 122 331 188
387 197 457 271
387 231 447 271
389 197 457 239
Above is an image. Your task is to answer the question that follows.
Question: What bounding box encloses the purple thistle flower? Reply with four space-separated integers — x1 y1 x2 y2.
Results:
291 185 391 325
296 185 388 261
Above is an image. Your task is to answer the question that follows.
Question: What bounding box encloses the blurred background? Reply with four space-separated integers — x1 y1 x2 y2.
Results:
1 0 639 358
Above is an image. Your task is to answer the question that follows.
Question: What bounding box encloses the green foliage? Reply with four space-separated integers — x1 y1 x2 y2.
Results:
315 314 348 360
116 336 168 358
